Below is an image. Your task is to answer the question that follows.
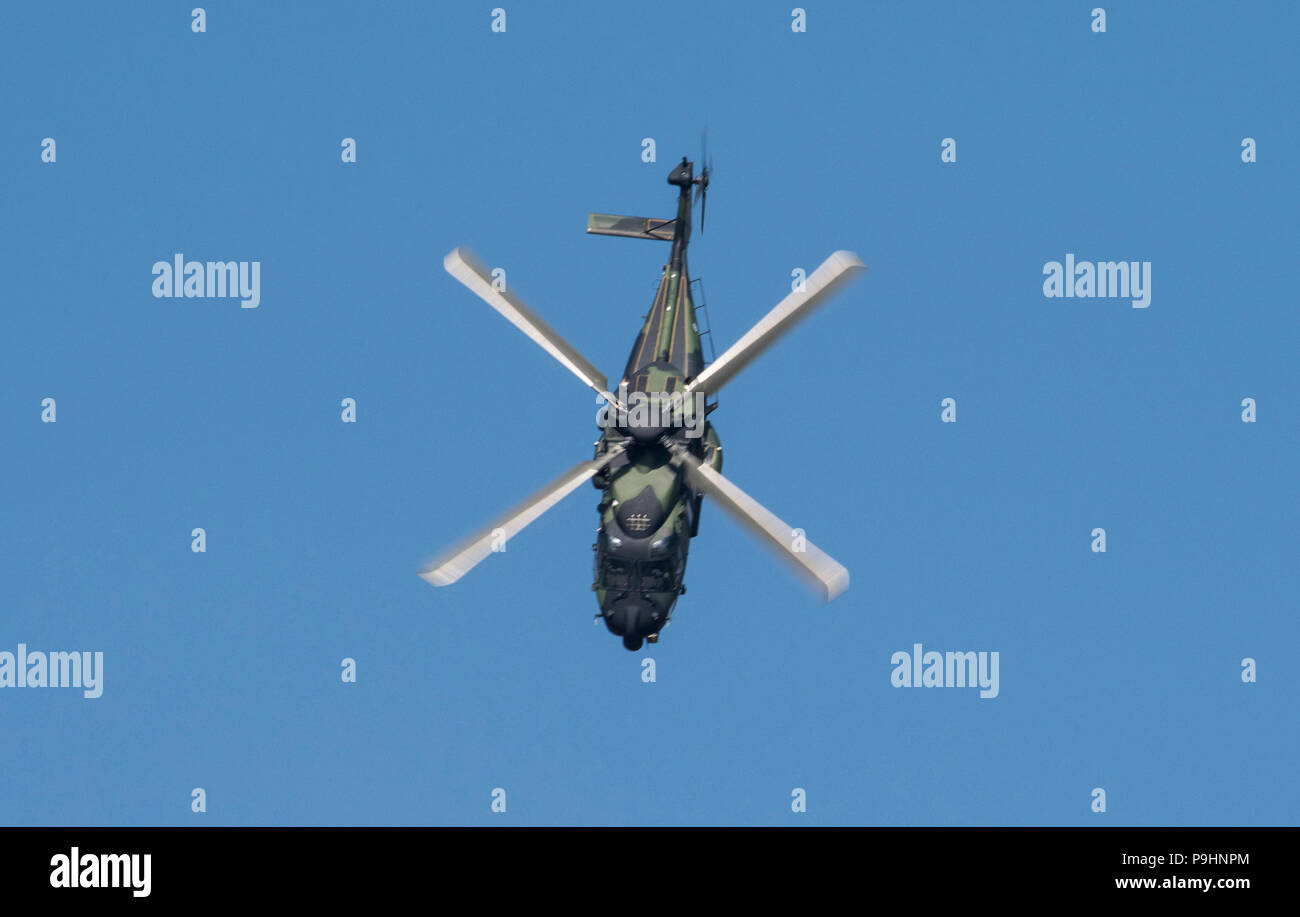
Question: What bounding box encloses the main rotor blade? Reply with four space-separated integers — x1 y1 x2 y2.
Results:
419 446 626 587
686 250 866 396
444 246 616 403
669 445 849 602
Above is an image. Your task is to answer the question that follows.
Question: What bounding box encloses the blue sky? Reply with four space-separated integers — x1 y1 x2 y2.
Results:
1 1 1296 825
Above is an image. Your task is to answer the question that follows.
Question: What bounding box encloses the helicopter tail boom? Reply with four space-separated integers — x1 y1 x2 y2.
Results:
587 213 676 242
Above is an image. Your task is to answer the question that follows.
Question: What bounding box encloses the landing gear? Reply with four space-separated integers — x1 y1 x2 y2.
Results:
622 636 643 652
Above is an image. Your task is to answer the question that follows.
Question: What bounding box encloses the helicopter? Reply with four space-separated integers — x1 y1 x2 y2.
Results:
420 154 866 650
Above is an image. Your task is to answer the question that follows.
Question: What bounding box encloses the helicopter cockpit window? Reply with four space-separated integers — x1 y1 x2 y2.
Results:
638 560 673 592
603 562 631 590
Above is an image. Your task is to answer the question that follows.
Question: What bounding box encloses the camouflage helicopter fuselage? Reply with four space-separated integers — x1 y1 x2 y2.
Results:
589 159 722 650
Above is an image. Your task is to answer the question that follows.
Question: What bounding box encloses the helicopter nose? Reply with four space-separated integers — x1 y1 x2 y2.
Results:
604 599 653 641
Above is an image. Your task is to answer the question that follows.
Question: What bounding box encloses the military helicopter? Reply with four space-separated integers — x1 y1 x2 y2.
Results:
420 154 866 650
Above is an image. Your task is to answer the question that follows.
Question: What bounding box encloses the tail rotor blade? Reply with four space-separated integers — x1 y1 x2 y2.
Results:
696 129 711 231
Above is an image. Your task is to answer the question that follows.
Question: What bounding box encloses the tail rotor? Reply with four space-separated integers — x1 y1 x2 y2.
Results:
694 130 713 231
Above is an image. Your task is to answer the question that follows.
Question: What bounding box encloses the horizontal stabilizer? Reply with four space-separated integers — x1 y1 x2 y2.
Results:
587 213 676 241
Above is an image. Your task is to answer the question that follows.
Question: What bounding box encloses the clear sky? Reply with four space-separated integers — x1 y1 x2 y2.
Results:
2 1 1296 826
